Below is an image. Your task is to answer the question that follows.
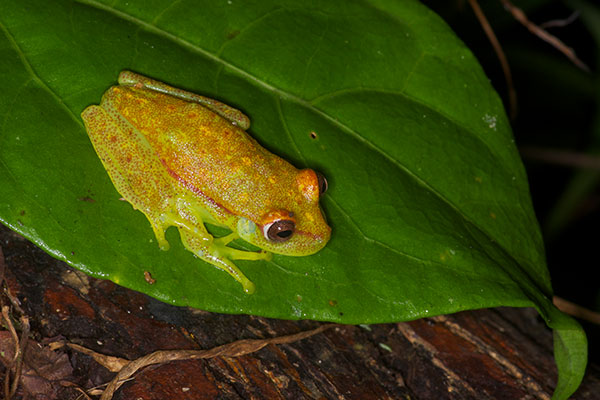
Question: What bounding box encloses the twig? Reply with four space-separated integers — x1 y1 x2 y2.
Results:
67 343 129 372
2 289 24 316
468 0 518 120
554 296 600 325
11 316 29 397
540 10 580 29
0 247 9 400
69 323 340 400
520 146 600 170
60 380 96 400
500 0 590 72
1 307 19 363
1 306 19 400
0 246 5 288
0 247 28 399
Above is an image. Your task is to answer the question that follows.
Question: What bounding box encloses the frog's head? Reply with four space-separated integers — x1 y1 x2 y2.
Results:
237 169 331 256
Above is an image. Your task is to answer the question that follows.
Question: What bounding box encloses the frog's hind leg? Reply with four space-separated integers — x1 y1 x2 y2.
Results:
117 71 250 130
82 105 177 253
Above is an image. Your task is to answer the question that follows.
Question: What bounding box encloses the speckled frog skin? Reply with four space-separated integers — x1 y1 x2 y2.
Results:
81 71 331 294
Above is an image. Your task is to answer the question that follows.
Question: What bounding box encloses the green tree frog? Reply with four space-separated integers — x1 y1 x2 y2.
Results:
81 71 331 294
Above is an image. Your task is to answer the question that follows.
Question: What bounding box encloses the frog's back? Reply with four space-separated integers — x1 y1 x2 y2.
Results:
103 86 299 223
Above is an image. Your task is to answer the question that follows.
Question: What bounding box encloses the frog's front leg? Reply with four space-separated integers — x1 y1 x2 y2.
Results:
118 71 251 130
178 229 258 294
213 232 273 261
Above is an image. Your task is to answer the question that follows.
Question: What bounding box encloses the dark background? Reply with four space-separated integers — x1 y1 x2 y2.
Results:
425 0 599 362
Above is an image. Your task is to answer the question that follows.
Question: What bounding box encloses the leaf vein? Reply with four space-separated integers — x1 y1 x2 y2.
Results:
0 18 84 129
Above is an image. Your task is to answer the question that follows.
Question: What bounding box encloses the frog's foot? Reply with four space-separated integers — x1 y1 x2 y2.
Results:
179 229 256 294
211 257 256 295
147 217 170 250
147 211 204 251
118 71 250 130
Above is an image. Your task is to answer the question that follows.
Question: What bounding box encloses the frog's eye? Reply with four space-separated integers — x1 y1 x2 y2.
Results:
316 171 328 195
264 219 295 242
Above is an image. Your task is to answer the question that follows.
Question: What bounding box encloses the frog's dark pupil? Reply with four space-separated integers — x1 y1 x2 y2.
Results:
267 219 295 242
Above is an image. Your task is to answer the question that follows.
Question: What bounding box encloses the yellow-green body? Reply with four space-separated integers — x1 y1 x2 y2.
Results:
81 71 330 294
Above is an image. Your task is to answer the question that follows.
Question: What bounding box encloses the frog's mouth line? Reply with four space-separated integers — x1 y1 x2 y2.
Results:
161 158 328 242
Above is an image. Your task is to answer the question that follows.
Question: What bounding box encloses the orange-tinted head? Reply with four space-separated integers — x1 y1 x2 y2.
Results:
236 169 331 256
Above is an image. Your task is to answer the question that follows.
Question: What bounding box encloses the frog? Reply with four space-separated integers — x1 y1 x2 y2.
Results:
81 71 331 294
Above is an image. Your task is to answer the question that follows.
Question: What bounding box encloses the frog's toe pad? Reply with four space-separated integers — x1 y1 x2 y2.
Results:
242 280 256 295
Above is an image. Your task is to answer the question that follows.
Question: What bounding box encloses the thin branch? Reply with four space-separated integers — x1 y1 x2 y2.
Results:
520 146 600 170
66 343 129 372
0 248 28 399
1 307 19 364
540 10 580 29
70 323 340 400
0 247 5 288
554 296 600 325
468 0 518 120
59 380 96 400
11 316 29 397
500 0 590 72
1 306 20 400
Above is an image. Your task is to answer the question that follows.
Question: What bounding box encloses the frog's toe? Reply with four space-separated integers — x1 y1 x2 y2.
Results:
242 279 256 295
152 230 170 251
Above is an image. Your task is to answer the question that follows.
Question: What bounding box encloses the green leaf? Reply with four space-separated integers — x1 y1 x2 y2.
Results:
548 309 588 400
0 1 586 397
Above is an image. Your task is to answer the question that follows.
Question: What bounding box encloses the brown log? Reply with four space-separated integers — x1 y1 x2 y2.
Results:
0 224 598 399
